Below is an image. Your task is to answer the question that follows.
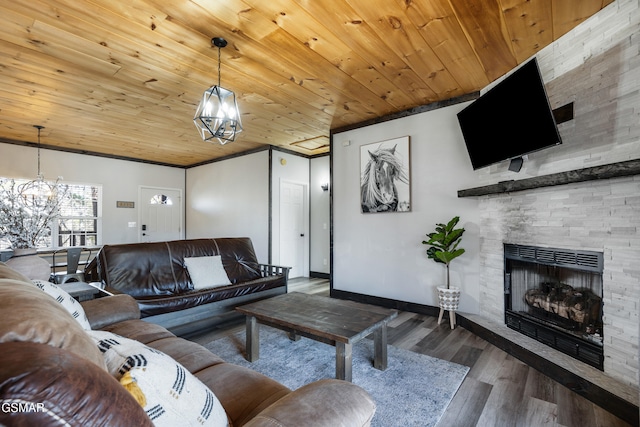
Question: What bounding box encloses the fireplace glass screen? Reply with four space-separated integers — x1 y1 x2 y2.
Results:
509 260 603 336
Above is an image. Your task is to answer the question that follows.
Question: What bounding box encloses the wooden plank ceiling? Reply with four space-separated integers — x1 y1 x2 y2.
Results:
0 0 613 167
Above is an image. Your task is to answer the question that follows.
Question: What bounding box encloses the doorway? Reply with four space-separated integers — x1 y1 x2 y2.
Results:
279 181 308 278
139 187 182 242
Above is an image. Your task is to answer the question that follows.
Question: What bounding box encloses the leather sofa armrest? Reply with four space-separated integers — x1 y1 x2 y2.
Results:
244 379 376 427
81 294 141 330
0 342 153 427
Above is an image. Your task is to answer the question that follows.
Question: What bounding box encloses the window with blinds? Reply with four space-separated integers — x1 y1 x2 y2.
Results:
53 183 101 248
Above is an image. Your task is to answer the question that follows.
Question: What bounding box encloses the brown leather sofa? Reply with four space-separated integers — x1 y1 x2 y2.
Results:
88 238 290 333
0 262 376 426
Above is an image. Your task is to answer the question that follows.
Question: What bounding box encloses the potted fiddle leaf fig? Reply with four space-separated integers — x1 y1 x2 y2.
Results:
422 216 466 328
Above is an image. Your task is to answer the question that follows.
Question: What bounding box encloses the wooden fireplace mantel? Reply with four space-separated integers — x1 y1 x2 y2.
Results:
458 158 640 198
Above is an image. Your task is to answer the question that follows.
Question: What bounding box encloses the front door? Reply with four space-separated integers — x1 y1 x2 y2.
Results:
139 187 182 242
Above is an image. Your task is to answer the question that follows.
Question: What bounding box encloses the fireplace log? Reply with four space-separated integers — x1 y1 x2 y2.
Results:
524 283 601 326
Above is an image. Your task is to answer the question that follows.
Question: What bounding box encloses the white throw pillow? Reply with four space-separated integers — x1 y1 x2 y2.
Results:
87 330 228 427
184 256 231 290
30 280 91 330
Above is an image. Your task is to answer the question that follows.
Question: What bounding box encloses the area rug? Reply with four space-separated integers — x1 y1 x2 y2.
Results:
205 327 469 427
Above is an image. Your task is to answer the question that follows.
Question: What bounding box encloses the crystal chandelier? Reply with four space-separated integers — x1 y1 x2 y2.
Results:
193 37 242 145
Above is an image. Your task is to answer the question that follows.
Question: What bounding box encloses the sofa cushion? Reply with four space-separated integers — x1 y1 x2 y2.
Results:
98 241 188 297
30 279 92 330
133 275 286 317
88 330 229 427
81 293 141 330
144 336 226 373
194 362 291 427
102 318 176 344
0 278 106 370
214 238 262 283
184 255 231 290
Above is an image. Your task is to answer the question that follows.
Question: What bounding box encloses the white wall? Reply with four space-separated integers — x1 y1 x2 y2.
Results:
332 104 482 313
0 143 185 245
310 155 330 274
185 151 270 263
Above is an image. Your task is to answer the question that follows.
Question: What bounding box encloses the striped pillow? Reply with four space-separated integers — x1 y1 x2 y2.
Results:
30 280 91 330
87 330 228 427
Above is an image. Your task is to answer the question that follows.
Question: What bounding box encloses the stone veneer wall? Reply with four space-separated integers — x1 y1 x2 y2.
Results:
478 177 639 385
473 1 639 387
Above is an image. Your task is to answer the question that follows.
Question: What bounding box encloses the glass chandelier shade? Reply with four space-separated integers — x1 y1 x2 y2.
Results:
193 37 242 145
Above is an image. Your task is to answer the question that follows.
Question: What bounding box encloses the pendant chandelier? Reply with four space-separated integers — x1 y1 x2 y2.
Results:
193 37 242 145
22 125 62 204
0 125 67 249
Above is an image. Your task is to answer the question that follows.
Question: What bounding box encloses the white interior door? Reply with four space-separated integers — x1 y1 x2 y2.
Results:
139 187 182 242
280 181 306 278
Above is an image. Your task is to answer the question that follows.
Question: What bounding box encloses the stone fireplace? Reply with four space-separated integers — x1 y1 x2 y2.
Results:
455 162 639 419
470 173 639 388
504 243 604 369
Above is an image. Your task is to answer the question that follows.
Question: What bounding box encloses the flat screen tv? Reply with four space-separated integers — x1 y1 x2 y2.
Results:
457 58 562 170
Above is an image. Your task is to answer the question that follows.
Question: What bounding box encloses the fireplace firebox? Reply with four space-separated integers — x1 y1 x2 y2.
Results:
504 244 604 370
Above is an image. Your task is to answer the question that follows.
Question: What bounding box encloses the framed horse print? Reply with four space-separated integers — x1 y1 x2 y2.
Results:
360 136 410 213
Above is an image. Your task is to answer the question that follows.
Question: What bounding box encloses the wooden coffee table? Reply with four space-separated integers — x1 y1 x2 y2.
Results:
236 292 398 382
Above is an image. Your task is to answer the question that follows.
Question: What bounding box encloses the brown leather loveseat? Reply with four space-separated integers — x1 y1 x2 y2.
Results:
89 237 289 333
0 262 376 426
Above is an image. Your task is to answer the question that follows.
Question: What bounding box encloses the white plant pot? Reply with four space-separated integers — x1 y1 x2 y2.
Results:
437 286 461 329
437 286 461 311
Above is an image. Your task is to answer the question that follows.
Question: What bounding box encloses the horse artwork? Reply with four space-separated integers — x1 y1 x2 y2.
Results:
360 137 410 213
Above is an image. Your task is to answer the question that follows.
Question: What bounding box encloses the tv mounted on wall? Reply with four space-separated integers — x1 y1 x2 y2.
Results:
457 58 562 171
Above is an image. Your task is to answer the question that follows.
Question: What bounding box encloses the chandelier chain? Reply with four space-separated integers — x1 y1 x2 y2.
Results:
37 129 41 177
34 125 44 179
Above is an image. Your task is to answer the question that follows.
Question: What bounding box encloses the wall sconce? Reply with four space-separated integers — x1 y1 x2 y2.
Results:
321 183 329 192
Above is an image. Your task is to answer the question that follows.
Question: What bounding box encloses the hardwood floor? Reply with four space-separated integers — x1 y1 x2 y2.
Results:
188 278 632 427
